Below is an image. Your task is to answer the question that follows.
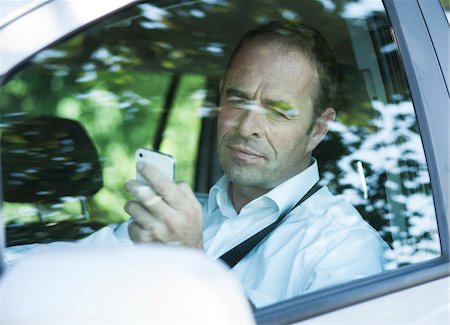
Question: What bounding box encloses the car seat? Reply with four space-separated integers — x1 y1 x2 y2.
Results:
1 116 105 245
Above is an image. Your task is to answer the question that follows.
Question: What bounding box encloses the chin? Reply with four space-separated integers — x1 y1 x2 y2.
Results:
227 168 267 187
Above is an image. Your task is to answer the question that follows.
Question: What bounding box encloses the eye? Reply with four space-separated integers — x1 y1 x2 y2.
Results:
264 105 301 121
265 107 288 121
228 97 246 108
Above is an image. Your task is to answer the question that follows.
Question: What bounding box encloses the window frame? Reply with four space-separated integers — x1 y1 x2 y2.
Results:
0 0 448 321
255 0 450 322
0 0 141 275
0 0 141 82
418 0 450 95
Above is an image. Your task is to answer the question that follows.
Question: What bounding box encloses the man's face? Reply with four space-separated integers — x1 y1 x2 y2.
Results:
217 40 322 191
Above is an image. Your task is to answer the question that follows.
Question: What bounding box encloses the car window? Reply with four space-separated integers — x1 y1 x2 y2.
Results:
440 0 450 24
0 0 442 307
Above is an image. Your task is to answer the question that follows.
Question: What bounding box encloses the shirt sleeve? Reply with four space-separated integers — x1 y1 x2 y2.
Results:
303 228 387 293
4 220 133 270
80 220 133 245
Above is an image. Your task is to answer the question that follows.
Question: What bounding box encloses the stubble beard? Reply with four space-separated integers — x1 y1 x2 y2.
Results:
219 135 279 190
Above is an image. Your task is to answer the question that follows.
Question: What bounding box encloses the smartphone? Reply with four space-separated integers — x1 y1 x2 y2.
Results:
135 148 176 184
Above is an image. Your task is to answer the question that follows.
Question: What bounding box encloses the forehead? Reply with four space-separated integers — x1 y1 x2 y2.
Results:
224 40 318 103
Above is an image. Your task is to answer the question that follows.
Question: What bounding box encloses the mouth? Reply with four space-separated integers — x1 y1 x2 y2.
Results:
228 145 265 161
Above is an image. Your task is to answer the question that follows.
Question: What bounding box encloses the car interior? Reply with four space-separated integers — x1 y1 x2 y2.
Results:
1 116 106 245
0 0 442 309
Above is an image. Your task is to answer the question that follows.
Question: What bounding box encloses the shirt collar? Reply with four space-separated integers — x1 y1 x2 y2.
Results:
265 158 320 215
208 175 230 214
207 159 320 215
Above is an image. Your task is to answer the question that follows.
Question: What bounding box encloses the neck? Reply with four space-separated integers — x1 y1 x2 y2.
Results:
230 183 270 213
229 158 315 213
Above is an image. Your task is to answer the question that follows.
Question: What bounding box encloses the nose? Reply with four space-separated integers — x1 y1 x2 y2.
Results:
236 109 265 138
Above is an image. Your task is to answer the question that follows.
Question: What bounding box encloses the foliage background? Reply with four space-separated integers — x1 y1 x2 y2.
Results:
1 0 440 265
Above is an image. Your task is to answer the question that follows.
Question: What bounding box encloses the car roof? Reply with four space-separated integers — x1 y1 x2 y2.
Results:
0 0 138 81
0 0 48 27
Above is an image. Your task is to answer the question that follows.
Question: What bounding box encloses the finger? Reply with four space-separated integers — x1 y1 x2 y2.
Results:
125 179 157 201
178 182 202 211
124 200 160 229
136 162 175 194
177 182 200 205
125 181 177 220
126 202 176 242
128 221 155 242
137 163 190 208
125 201 178 242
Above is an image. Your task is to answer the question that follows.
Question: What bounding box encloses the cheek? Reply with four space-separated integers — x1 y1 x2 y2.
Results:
217 108 239 138
267 126 309 158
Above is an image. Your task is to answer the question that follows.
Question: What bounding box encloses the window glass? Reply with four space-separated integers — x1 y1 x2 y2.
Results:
1 0 441 307
440 0 450 24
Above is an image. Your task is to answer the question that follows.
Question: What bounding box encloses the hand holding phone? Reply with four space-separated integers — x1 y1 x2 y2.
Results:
135 148 176 184
127 148 202 249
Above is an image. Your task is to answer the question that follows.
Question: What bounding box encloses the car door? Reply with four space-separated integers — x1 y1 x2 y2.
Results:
1 0 448 323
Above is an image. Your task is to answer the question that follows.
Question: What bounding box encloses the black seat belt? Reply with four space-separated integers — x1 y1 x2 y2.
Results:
219 181 322 269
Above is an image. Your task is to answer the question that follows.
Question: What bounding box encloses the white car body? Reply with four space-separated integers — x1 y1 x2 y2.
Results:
0 0 448 323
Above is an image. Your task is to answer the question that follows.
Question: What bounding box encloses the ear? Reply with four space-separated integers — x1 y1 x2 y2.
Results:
306 107 336 152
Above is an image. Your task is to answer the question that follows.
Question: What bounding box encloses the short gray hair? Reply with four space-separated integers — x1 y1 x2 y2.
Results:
225 21 338 121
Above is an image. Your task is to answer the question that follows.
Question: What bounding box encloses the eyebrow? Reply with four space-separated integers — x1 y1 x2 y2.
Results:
226 88 294 111
226 88 251 99
264 99 294 111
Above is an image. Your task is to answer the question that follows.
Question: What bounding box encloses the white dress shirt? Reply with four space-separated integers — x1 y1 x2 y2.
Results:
4 160 387 308
202 160 387 307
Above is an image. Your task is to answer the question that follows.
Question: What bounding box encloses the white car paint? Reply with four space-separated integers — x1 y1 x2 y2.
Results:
0 0 138 78
300 277 449 324
0 1 448 323
0 245 255 324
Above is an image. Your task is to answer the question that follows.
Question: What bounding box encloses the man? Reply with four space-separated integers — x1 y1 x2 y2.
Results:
5 22 387 308
121 22 387 307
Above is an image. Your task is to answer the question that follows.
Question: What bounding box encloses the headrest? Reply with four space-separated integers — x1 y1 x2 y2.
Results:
1 116 103 203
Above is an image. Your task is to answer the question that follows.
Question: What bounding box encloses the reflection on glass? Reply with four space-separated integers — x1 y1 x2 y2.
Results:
0 0 441 309
440 0 450 24
321 100 440 268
